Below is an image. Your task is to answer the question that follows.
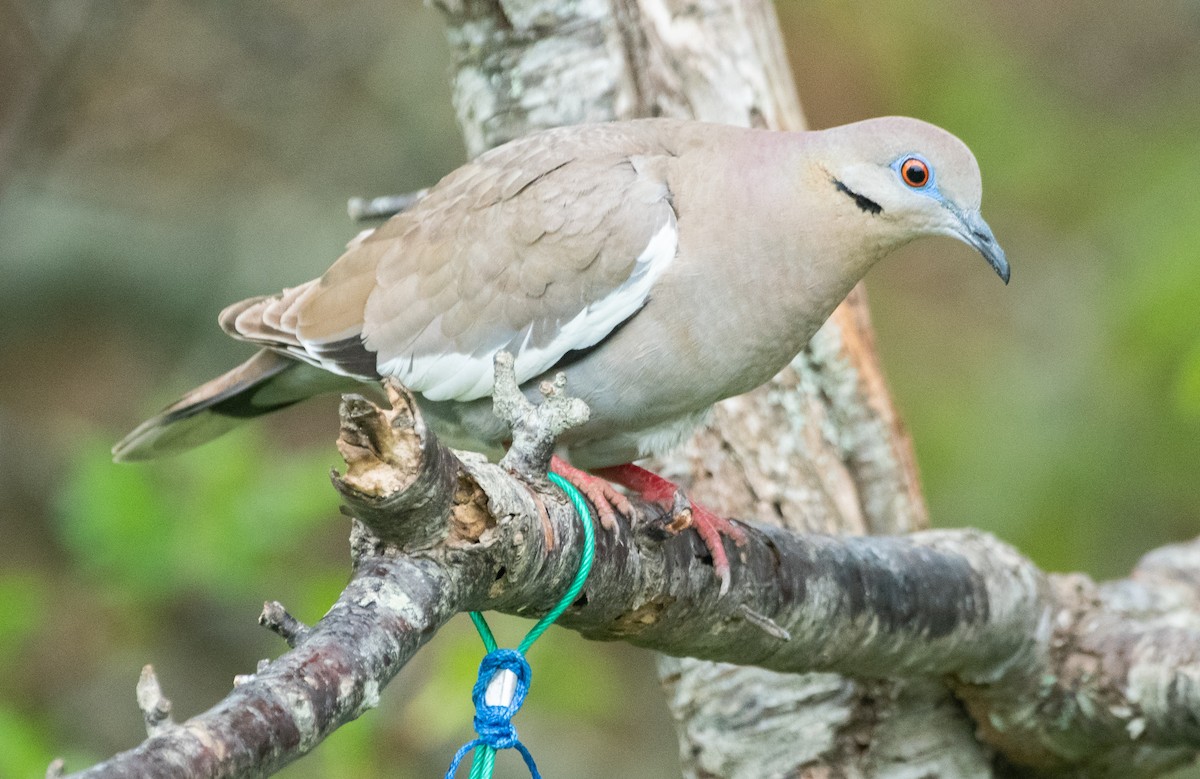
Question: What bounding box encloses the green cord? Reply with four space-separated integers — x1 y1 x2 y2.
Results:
460 471 596 779
468 611 498 653
468 746 496 779
518 472 596 652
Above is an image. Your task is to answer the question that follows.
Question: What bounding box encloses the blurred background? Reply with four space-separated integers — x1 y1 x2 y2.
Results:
1 1 1199 776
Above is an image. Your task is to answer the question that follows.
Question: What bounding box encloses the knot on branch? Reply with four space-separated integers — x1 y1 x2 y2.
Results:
329 353 593 559
335 382 423 494
332 381 459 550
492 351 589 480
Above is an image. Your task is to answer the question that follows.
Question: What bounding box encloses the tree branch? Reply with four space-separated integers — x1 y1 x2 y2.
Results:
64 377 1200 777
64 550 460 779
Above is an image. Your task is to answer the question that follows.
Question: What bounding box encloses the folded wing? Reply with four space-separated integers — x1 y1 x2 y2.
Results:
221 122 682 401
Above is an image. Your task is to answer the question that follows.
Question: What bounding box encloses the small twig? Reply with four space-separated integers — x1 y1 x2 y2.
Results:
493 351 590 479
259 600 310 647
233 659 271 687
346 189 429 221
62 555 462 779
135 665 174 737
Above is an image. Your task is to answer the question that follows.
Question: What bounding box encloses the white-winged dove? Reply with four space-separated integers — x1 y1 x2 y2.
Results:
114 117 1007 591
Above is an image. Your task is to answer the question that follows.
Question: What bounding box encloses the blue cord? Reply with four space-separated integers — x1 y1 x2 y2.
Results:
444 650 539 778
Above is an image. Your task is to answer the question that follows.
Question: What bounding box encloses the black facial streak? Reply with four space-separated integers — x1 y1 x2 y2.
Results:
833 178 883 215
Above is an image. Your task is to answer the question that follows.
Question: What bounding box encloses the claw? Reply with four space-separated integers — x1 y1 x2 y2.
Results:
550 455 630 534
550 458 748 593
664 490 692 533
689 503 745 596
593 462 748 595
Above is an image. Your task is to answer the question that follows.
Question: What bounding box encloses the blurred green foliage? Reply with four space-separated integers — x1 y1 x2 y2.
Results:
0 573 46 660
0 707 57 779
58 432 340 607
2 0 1199 776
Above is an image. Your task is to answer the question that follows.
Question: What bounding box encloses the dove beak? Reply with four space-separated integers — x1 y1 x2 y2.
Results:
954 210 1009 285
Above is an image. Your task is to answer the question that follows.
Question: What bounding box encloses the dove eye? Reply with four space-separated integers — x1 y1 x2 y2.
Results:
900 157 930 188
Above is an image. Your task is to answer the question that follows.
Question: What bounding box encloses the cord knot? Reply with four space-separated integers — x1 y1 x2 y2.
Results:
472 649 530 747
445 649 540 778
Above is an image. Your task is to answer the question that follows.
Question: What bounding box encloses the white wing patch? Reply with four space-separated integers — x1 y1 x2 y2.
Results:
377 214 679 402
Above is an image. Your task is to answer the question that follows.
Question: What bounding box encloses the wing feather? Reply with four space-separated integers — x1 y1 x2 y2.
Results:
221 120 688 398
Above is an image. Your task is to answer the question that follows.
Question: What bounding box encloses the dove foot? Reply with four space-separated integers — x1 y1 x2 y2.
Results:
593 463 747 595
549 455 632 533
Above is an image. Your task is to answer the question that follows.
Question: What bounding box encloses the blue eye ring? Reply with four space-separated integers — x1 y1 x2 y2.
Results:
899 156 931 188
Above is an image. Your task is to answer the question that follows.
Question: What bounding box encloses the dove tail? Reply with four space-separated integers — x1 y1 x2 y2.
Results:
112 349 358 462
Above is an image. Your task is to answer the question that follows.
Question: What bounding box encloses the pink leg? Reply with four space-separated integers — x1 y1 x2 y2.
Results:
595 463 748 595
549 455 632 532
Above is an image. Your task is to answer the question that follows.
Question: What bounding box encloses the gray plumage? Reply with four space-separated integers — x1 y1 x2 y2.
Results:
114 117 1007 465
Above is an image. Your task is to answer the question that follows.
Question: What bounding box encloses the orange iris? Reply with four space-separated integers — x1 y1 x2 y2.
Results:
900 157 930 188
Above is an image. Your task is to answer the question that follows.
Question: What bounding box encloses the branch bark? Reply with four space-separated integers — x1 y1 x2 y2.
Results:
63 552 458 778
63 381 1200 778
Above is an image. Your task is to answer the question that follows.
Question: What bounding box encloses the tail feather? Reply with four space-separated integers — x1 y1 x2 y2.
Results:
112 349 357 462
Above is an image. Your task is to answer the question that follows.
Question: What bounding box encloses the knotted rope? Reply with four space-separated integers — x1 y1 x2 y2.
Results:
445 472 596 779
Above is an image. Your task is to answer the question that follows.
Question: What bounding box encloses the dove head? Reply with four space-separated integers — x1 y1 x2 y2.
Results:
815 116 1009 283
